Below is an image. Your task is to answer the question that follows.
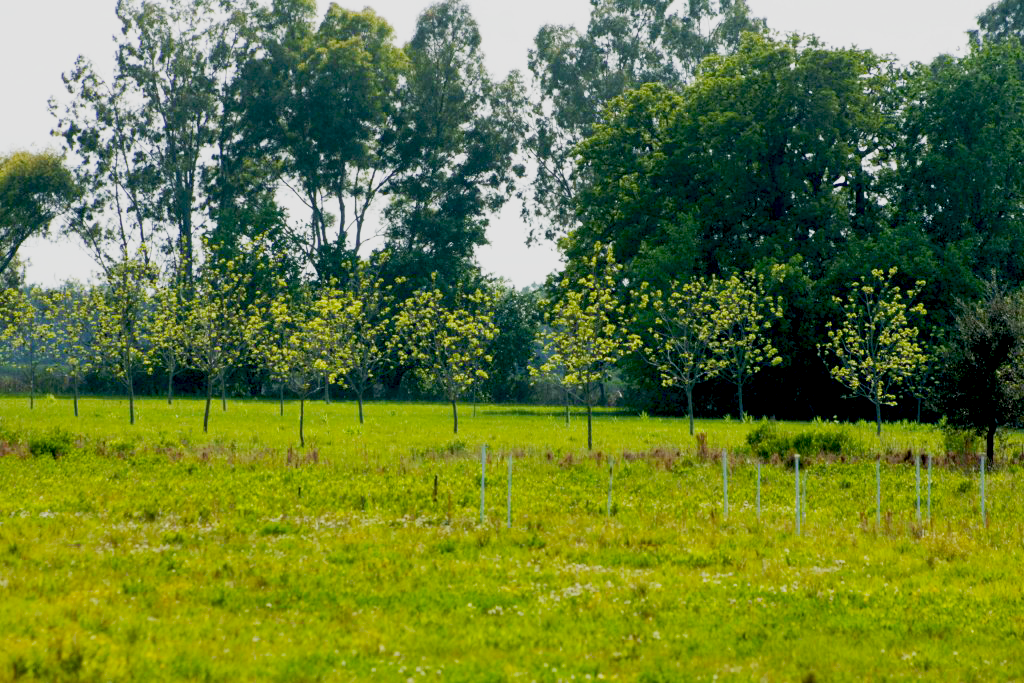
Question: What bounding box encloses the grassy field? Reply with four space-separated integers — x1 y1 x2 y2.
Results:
1 396 1023 681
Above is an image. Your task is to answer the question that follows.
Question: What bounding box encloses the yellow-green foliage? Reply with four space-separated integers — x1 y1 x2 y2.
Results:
0 397 1023 681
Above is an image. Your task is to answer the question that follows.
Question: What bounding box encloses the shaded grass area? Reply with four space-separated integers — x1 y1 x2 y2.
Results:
1 398 1023 681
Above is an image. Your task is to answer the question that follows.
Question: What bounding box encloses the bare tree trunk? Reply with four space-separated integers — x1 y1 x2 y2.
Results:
737 381 745 421
452 400 458 434
73 374 79 418
686 385 695 436
357 390 364 425
986 424 996 465
586 400 593 451
128 376 135 426
203 375 212 433
323 373 330 404
279 383 285 417
299 397 305 447
220 368 227 411
875 401 882 436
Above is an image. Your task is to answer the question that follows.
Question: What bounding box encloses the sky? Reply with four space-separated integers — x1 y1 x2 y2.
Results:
0 0 995 288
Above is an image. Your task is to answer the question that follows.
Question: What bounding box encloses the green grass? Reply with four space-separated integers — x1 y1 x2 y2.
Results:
1 396 1023 681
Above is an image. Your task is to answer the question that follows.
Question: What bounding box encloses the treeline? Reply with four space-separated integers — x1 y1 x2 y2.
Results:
6 0 1024 448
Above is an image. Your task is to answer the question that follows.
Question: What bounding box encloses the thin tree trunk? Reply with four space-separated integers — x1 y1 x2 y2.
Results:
128 377 135 426
323 373 330 404
452 400 458 434
299 397 305 447
737 381 745 421
357 390 364 425
279 383 285 417
686 384 695 436
586 400 593 451
73 374 79 418
203 375 212 433
875 400 882 436
986 424 996 464
167 366 174 405
564 388 570 426
220 368 227 411
29 368 34 410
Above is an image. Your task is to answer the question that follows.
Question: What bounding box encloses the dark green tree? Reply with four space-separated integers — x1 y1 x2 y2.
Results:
0 151 77 278
935 278 1024 462
381 0 527 294
524 0 766 243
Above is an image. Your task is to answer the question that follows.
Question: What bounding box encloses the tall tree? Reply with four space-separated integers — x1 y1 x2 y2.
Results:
0 151 77 278
233 0 406 277
382 0 527 293
524 0 766 243
54 0 251 284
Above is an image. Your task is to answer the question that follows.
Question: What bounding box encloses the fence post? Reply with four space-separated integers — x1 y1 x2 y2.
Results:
480 444 486 525
876 458 881 530
794 453 801 536
915 453 921 523
927 454 932 522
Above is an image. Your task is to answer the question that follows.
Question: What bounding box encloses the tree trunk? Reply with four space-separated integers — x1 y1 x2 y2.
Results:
128 377 135 426
73 374 79 418
686 384 695 436
875 400 882 436
203 374 212 433
167 366 174 405
220 368 227 411
737 381 745 421
279 383 285 417
586 400 593 451
357 390 364 425
299 397 305 447
451 400 459 434
564 388 570 426
986 424 996 464
323 373 330 404
29 368 34 410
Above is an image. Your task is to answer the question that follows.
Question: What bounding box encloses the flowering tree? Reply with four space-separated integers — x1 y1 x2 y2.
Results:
91 248 156 424
819 267 928 435
537 246 639 450
394 277 497 434
711 270 784 420
43 285 95 416
147 281 189 405
640 276 726 436
0 287 55 409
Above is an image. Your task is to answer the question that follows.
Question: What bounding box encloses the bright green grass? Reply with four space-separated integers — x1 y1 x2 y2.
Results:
0 394 1004 459
1 397 1023 681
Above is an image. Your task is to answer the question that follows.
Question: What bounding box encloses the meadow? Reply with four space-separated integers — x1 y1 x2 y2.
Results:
1 396 1023 682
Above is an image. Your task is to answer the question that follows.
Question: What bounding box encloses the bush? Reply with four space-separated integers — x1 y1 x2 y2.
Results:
28 429 75 459
746 419 860 461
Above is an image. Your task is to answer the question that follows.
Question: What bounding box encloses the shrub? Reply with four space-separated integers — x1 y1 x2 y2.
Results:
28 429 75 459
746 419 861 461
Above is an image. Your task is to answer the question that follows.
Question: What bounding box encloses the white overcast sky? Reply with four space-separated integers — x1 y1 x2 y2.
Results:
0 0 994 288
